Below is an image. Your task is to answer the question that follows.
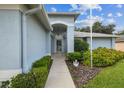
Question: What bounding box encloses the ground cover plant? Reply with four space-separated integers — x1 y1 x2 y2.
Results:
66 47 124 88
1 55 52 88
83 47 124 67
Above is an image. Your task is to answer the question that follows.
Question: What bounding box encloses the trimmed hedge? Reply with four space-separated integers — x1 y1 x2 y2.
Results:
32 56 52 70
10 67 48 88
66 52 82 62
74 39 89 52
32 67 48 88
8 55 52 88
83 47 124 67
1 80 10 88
10 72 36 88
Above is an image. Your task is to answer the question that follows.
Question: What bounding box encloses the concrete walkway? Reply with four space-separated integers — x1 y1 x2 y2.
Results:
45 54 75 88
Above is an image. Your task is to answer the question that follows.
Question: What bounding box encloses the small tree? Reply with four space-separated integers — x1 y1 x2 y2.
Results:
118 30 124 35
76 21 116 34
74 39 89 52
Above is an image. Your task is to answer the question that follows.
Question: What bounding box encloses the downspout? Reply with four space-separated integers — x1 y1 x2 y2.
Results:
22 5 43 73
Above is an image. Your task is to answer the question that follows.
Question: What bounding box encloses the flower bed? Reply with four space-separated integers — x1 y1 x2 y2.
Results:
66 61 101 88
66 48 124 87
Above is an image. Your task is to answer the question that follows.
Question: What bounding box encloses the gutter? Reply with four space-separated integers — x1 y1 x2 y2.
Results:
41 6 53 31
22 4 52 73
25 5 52 31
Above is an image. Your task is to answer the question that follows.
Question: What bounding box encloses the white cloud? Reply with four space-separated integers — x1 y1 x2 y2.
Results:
51 7 57 12
75 15 103 28
76 19 90 27
108 13 113 17
105 18 116 24
69 4 102 15
69 4 78 11
116 4 122 8
115 26 124 32
113 26 124 33
87 15 104 22
116 12 123 17
79 4 102 11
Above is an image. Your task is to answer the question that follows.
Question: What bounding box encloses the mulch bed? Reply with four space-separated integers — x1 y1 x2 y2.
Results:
66 61 101 88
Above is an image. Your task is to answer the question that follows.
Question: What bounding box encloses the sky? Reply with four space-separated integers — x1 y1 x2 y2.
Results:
44 4 124 33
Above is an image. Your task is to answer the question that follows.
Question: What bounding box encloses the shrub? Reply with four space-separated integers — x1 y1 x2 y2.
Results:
10 55 52 88
32 56 52 70
1 80 10 88
10 73 36 88
67 52 82 62
74 39 89 52
32 67 48 88
10 67 48 88
83 47 124 67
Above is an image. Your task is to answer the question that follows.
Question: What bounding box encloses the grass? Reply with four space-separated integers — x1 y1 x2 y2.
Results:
82 60 124 88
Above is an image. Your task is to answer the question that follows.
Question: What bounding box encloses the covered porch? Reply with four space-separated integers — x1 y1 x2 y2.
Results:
51 23 67 54
48 12 80 55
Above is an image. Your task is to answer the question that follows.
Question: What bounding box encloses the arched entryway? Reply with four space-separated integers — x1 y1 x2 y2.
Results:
51 23 67 54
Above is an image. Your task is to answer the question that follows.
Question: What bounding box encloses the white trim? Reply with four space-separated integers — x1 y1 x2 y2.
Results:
0 69 22 81
50 21 74 26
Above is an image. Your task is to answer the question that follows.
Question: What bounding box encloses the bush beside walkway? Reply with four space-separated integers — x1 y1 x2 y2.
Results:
1 56 52 88
66 47 124 88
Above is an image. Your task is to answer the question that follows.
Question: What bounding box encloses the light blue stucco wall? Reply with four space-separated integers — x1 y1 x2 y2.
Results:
67 26 74 52
87 37 115 50
0 9 51 71
0 10 21 70
51 35 55 53
26 15 51 70
48 15 75 53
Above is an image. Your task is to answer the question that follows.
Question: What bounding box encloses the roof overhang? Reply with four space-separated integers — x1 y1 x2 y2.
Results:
47 12 80 21
74 31 119 38
116 35 124 42
25 4 52 31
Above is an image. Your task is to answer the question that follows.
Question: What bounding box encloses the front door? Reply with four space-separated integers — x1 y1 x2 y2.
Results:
56 40 62 53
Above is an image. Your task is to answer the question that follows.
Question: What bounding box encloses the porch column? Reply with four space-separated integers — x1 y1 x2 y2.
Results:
22 14 29 73
111 38 115 49
67 25 74 53
46 31 51 55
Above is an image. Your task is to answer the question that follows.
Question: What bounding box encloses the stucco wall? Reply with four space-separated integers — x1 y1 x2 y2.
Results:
48 15 74 26
87 37 115 49
48 15 75 53
0 10 21 70
0 5 51 80
115 42 124 51
51 35 55 53
27 15 50 69
67 26 74 52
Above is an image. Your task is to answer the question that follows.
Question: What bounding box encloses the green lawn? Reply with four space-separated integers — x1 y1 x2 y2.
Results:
82 60 124 88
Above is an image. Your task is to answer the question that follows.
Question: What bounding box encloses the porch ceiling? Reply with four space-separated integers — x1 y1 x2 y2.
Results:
52 24 67 35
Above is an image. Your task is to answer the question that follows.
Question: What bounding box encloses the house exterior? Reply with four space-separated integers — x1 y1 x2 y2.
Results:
0 4 118 81
115 35 124 51
48 12 79 53
74 31 118 49
0 4 79 81
0 4 53 81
